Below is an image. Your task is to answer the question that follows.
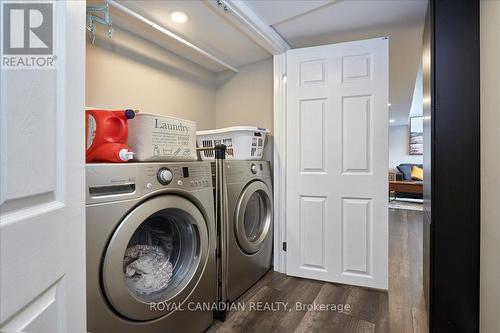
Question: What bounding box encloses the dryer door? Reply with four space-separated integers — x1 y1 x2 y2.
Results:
234 181 273 254
101 195 209 321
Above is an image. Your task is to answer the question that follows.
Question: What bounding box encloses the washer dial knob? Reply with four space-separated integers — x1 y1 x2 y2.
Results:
157 168 173 185
251 163 258 174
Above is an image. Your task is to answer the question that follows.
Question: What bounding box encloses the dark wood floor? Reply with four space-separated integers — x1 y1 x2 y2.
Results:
208 209 427 333
388 209 427 333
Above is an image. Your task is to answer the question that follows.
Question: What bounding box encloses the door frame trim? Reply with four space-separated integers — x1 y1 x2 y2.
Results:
272 53 287 273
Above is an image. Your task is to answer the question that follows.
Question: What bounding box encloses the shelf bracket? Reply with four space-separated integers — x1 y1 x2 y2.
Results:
86 1 113 44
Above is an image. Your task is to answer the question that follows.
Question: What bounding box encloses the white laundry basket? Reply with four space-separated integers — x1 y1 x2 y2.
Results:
196 126 269 160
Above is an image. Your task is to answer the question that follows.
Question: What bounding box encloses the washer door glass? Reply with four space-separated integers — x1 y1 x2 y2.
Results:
243 192 267 242
235 181 273 254
102 195 209 321
123 208 198 303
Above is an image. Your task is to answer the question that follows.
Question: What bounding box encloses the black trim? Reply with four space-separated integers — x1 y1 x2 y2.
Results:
214 144 227 159
424 1 481 332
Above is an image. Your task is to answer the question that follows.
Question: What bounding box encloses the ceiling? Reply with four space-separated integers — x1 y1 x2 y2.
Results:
102 0 427 124
243 0 334 26
109 0 270 71
248 0 427 44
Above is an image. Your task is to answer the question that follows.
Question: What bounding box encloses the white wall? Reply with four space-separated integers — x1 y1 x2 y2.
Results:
389 125 423 170
409 64 423 117
86 26 217 130
480 1 500 332
215 58 273 133
215 58 274 161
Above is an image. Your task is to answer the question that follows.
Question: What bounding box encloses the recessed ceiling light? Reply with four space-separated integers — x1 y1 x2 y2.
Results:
388 103 392 107
170 10 189 23
389 119 395 123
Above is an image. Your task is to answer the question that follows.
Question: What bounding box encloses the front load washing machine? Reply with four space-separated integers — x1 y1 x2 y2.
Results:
217 160 273 304
86 162 216 333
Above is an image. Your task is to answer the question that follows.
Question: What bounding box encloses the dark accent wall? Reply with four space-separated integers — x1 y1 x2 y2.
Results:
424 0 481 332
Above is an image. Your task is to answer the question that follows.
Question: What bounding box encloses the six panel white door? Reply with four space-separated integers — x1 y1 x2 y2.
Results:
286 38 389 289
0 1 86 331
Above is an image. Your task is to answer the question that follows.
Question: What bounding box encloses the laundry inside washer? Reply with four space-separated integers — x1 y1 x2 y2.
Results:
124 244 173 296
123 209 199 302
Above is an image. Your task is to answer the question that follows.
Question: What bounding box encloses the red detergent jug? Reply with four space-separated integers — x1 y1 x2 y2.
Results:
86 109 136 163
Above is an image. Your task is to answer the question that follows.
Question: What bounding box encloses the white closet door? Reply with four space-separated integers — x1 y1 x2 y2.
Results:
286 38 389 289
0 1 86 331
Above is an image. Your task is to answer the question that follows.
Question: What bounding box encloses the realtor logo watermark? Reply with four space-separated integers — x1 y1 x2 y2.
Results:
1 1 56 69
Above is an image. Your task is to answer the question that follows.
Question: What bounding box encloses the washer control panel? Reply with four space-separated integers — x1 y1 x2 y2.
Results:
142 162 212 192
85 162 213 204
221 160 272 185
